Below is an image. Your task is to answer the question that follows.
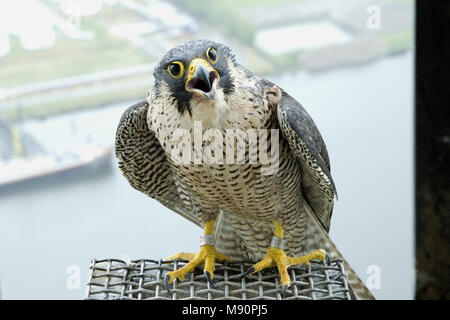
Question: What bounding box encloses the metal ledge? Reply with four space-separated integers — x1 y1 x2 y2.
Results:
86 258 351 300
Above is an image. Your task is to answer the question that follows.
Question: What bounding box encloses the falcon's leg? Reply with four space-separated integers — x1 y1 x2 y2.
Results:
164 219 231 289
239 221 326 296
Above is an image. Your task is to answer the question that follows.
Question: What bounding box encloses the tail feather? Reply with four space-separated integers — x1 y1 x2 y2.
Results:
314 225 375 300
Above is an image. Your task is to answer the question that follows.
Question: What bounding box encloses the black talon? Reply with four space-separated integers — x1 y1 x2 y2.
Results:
204 271 215 289
280 285 288 298
237 266 255 281
164 274 173 296
325 253 331 265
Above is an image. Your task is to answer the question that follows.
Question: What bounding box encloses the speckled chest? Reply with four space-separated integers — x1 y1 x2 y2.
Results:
169 136 301 220
148 76 303 218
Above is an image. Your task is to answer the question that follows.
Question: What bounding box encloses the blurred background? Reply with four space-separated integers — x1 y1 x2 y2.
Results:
0 0 413 299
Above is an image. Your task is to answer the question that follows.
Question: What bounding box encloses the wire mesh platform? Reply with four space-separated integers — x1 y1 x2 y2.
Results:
86 258 351 300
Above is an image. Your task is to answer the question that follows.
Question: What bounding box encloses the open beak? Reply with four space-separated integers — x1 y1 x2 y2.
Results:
185 58 219 100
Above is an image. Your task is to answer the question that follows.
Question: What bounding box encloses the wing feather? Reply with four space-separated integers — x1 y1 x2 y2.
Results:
115 100 201 226
276 90 336 232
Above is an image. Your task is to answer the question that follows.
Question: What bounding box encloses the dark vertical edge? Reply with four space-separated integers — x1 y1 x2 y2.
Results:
415 0 450 300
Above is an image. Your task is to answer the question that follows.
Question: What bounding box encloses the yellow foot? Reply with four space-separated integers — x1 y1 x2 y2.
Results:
164 245 230 293
239 248 326 296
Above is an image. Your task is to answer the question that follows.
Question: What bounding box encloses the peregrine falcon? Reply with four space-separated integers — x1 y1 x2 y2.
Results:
115 39 373 299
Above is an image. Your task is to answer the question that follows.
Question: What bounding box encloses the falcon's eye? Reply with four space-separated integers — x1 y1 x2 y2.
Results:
206 47 218 64
167 61 184 79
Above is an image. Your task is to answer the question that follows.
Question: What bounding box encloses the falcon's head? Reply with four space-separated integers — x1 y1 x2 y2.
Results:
152 39 237 117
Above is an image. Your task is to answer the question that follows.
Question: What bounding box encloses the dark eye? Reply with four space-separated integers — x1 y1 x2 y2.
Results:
167 61 184 79
207 47 218 64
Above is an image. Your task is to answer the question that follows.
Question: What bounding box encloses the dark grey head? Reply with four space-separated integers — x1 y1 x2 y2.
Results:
153 39 236 115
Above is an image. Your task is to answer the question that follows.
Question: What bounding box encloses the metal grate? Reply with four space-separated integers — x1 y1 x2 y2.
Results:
86 258 351 300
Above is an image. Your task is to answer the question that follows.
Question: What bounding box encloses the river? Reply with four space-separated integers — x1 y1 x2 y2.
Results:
0 52 413 299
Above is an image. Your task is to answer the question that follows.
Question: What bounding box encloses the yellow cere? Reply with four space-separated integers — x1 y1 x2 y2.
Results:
185 57 216 87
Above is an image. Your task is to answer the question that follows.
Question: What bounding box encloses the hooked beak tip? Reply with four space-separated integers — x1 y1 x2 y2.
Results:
185 63 219 100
